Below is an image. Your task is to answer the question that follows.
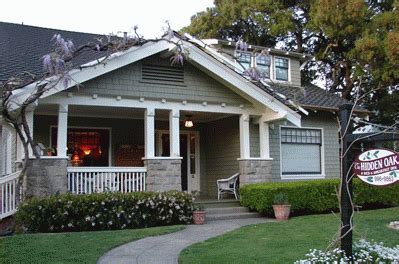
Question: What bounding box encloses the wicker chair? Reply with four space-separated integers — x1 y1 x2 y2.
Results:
217 173 240 200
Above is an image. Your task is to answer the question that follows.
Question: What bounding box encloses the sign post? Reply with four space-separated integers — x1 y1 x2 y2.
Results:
339 104 354 257
339 103 399 258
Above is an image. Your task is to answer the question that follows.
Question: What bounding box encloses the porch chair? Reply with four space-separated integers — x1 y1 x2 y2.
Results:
217 173 240 200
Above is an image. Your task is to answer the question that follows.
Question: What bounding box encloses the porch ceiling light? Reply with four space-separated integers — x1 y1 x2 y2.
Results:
184 115 194 128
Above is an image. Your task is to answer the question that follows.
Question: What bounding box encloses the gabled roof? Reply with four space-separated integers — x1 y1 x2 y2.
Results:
0 22 106 82
0 22 353 119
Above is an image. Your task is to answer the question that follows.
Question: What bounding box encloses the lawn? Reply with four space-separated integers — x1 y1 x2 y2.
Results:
179 207 399 264
0 225 184 264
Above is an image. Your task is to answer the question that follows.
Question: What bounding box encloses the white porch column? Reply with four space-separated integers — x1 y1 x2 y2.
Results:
259 119 271 159
57 104 68 157
17 110 34 159
239 114 250 159
26 110 34 157
169 109 180 157
144 107 155 158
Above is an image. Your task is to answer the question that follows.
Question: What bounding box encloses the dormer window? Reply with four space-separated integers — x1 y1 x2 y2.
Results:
256 54 271 79
235 51 251 71
275 57 289 81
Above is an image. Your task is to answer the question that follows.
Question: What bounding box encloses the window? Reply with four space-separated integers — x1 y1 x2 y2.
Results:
235 51 251 71
51 128 110 167
280 127 323 176
256 54 271 79
275 57 289 81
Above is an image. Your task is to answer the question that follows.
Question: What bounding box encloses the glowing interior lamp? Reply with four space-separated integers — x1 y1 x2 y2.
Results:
83 149 92 156
72 153 80 161
184 115 194 128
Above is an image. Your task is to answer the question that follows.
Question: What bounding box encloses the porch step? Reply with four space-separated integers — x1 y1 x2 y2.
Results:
195 199 240 208
195 199 263 222
205 206 250 215
206 211 263 221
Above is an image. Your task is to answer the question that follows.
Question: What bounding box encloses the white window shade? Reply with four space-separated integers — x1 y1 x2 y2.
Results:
281 144 321 175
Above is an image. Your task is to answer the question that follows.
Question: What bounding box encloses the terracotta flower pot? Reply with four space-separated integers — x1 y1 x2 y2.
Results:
272 204 291 221
192 210 207 225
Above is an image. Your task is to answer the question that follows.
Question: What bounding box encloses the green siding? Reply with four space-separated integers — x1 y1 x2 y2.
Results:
78 55 250 106
269 112 340 181
201 116 240 197
290 58 301 86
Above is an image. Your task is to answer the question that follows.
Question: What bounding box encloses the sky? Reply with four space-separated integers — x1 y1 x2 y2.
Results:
2 0 214 38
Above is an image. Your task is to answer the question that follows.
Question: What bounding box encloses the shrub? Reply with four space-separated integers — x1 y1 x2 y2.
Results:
16 191 193 233
240 179 399 215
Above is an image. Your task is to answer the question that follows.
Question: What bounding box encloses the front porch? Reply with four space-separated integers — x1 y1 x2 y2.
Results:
24 99 277 197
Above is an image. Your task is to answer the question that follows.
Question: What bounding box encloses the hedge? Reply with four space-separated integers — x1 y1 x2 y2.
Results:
16 191 193 233
240 179 399 216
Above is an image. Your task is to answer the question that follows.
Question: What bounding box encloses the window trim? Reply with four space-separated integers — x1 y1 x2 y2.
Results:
255 53 271 80
279 125 325 180
235 51 252 72
50 125 113 166
273 56 290 82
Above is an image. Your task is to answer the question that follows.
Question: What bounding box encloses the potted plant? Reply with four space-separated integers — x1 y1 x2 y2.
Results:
272 192 291 221
192 204 207 225
45 146 55 156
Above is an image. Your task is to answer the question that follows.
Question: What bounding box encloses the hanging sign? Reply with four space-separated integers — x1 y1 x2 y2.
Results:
353 149 399 186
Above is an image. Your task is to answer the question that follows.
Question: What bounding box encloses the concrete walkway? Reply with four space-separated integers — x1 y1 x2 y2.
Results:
98 217 273 264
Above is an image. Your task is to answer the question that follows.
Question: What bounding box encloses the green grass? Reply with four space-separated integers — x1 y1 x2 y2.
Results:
179 208 399 264
0 225 185 264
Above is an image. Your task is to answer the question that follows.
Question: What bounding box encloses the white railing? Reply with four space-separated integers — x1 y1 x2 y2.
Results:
67 167 147 194
0 171 20 219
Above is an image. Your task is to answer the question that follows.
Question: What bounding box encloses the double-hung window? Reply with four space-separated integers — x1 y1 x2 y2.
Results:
256 54 271 79
235 51 251 71
275 57 289 81
280 127 323 177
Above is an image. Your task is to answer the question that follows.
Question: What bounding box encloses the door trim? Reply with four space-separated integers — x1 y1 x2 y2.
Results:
156 130 200 192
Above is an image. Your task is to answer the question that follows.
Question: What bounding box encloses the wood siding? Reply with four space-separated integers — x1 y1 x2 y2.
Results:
269 112 340 180
78 55 250 106
201 116 240 197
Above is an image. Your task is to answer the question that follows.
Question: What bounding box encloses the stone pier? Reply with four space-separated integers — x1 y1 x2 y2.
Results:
144 158 182 192
25 157 68 198
238 159 273 186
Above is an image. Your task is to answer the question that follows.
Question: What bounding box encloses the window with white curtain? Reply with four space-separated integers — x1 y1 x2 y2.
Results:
280 127 323 176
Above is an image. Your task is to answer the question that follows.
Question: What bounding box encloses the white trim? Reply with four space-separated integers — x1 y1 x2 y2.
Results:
40 94 263 116
49 125 112 166
182 40 301 126
279 125 325 180
273 56 291 83
10 41 171 110
237 158 273 161
142 157 183 160
144 108 155 158
239 114 250 159
66 166 146 173
156 129 201 192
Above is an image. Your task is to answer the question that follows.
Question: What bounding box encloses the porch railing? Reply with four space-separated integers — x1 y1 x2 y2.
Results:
0 171 20 219
67 167 147 194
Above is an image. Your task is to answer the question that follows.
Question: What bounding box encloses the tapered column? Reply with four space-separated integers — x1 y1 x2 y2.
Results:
57 104 68 157
144 107 155 158
26 110 34 157
259 119 271 159
17 110 34 159
239 114 250 159
169 109 180 157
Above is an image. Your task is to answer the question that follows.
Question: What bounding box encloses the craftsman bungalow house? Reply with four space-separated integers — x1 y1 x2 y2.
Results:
0 22 351 202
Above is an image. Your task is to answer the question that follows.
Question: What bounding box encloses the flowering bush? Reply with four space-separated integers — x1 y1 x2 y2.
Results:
16 191 193 233
295 239 399 263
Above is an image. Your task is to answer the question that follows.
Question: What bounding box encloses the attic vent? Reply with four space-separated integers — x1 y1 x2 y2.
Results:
141 64 184 85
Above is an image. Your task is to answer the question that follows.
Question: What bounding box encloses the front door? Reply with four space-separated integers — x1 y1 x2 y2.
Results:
157 131 200 192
